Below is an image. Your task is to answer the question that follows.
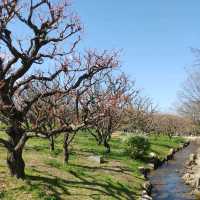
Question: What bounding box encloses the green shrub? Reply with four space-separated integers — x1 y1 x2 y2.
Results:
0 191 5 199
124 136 150 159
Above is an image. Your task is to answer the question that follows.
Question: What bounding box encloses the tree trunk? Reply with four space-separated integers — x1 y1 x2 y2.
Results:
49 136 55 151
7 148 25 179
63 144 69 164
6 126 26 179
104 139 110 154
63 133 69 164
97 130 103 145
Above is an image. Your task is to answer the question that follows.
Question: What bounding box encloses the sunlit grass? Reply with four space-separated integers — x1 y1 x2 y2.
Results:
0 130 185 200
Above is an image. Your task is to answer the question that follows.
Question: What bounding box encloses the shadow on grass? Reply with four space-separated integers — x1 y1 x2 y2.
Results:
150 142 173 149
80 148 128 160
25 145 49 152
69 163 143 179
25 168 137 200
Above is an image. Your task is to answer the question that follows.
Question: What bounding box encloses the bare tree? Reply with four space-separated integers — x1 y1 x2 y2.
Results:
152 113 194 137
122 95 157 134
81 73 134 153
177 65 200 133
0 0 119 178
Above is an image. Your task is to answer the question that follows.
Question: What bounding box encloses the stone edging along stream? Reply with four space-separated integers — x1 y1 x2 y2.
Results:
139 141 190 200
182 141 200 197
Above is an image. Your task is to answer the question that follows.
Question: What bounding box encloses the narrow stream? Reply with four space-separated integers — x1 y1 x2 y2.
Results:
149 142 198 200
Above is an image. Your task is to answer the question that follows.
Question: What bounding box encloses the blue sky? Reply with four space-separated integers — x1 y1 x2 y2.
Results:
73 0 200 112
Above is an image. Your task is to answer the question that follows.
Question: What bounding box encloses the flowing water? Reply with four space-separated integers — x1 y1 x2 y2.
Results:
149 142 198 200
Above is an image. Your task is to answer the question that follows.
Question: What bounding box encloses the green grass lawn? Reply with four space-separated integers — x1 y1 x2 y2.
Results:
0 131 185 200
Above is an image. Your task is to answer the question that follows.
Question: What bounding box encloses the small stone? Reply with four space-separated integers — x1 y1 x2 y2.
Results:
88 155 104 164
183 141 190 147
166 148 175 160
142 190 147 196
138 167 150 178
169 148 175 155
147 163 155 170
148 152 161 169
190 153 197 161
182 173 191 181
142 195 153 200
149 152 157 158
195 176 200 189
142 181 152 194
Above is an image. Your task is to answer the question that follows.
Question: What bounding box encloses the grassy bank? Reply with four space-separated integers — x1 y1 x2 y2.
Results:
0 131 185 200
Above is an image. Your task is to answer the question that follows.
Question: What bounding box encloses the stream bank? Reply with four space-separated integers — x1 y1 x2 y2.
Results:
182 139 200 199
140 141 198 200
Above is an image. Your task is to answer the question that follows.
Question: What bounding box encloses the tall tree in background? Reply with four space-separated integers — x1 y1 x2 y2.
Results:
178 65 200 130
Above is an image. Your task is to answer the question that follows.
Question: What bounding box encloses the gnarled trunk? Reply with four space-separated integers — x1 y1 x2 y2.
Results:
104 138 110 154
7 148 25 179
97 130 103 145
63 144 69 164
6 126 26 179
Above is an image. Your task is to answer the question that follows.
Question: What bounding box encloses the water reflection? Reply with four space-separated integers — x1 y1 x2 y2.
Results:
149 143 198 200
